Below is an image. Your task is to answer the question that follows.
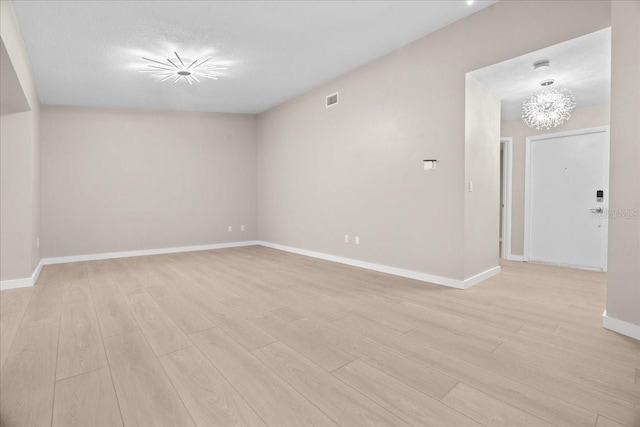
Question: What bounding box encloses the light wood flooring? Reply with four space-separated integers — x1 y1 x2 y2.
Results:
1 246 639 427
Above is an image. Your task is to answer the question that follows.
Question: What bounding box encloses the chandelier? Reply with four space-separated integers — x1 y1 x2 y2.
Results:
139 52 227 84
522 86 576 130
521 60 576 130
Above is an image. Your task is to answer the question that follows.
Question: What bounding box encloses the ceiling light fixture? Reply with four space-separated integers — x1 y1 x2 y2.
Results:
522 61 576 130
139 52 227 84
522 81 576 130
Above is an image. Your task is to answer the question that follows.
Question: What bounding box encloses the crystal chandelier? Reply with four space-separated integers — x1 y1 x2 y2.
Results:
521 60 576 130
522 86 576 130
139 52 227 84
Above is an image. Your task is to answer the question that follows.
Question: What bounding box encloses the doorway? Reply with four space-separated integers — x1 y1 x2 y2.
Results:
500 137 513 260
524 126 610 271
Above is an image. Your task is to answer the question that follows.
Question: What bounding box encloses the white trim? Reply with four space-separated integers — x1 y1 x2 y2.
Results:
1 242 259 290
464 266 502 288
258 241 500 289
507 254 525 262
3 241 503 291
524 135 532 262
0 276 33 290
41 241 259 265
603 310 640 341
527 259 602 272
0 259 44 290
524 126 610 270
500 137 513 261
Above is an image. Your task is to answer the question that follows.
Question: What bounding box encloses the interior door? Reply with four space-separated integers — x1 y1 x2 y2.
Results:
526 127 609 270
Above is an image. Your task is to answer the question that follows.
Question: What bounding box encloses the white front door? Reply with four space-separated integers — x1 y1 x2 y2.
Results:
525 127 609 271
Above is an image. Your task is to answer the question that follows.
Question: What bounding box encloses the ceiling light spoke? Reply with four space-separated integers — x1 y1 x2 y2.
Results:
174 52 185 67
148 65 175 71
142 57 173 67
193 56 212 68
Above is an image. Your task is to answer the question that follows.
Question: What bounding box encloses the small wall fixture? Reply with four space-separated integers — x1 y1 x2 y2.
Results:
423 159 438 171
326 92 339 108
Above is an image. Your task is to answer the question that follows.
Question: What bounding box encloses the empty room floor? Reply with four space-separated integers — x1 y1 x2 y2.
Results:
1 246 639 427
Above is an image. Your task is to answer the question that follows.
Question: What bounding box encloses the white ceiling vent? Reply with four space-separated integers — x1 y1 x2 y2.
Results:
326 92 339 108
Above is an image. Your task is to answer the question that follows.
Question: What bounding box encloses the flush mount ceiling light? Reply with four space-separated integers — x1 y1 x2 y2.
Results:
139 52 227 84
522 61 576 130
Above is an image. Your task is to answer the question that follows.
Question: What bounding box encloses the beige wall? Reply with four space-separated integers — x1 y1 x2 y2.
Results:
501 103 611 257
607 1 640 328
0 1 40 281
464 75 501 278
40 106 258 257
257 0 610 281
1 112 36 279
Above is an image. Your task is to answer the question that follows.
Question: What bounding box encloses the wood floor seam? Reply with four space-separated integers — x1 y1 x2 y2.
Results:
104 360 127 427
0 287 34 370
155 351 200 427
397 326 604 424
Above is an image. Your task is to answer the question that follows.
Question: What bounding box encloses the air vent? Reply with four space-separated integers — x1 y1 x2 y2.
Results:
326 92 339 108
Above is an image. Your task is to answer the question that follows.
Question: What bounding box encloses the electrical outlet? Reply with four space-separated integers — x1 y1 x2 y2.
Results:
241 225 245 232
228 226 233 232
355 236 360 245
469 180 473 192
36 238 40 249
344 235 349 243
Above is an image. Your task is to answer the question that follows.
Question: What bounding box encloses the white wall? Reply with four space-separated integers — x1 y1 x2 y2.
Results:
40 106 258 258
0 1 40 282
607 0 640 332
257 0 611 282
502 103 611 257
464 75 501 278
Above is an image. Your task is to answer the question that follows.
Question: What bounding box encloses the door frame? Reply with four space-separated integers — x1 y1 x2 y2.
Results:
524 126 610 270
500 137 513 260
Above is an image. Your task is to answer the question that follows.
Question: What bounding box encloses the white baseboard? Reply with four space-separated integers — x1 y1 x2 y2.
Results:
0 241 258 290
42 240 259 265
602 310 640 341
464 266 502 288
0 259 44 290
3 240 503 291
257 241 500 289
507 254 525 262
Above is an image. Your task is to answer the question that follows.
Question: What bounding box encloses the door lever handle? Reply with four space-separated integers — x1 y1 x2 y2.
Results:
590 207 603 213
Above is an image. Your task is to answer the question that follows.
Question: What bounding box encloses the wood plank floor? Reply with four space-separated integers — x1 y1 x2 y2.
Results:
1 246 639 426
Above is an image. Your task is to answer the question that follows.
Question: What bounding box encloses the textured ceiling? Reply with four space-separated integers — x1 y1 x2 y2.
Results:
470 28 611 121
12 0 496 114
